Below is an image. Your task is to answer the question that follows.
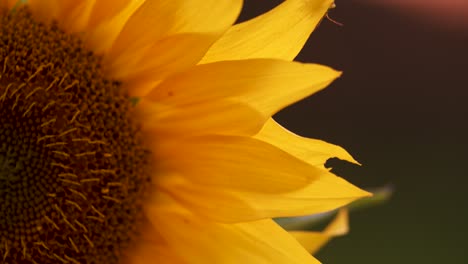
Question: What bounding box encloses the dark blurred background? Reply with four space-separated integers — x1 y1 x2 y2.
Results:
242 1 468 263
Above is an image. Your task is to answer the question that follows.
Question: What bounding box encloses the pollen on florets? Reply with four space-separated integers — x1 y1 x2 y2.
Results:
0 7 151 264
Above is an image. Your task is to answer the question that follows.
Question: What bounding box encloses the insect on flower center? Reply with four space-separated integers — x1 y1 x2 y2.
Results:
0 7 151 264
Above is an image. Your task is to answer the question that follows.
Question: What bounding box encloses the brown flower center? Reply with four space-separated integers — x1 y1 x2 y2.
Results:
0 7 151 264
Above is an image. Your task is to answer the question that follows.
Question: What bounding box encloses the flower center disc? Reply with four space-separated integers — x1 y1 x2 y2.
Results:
0 7 151 264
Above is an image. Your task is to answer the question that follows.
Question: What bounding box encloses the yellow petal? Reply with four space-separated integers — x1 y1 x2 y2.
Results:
87 0 130 28
84 0 145 54
152 211 320 264
290 209 349 254
136 98 265 137
160 171 369 223
146 59 341 116
157 135 321 193
239 174 369 219
108 33 220 96
159 176 258 220
201 0 334 63
56 0 95 33
127 232 186 264
106 0 242 67
256 118 359 168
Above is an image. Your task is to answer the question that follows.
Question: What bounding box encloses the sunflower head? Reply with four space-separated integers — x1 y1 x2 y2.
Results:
1 0 370 263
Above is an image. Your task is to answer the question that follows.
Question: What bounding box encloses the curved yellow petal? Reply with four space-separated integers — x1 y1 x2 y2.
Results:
159 177 259 220
56 0 95 33
160 171 369 223
153 211 320 264
147 59 341 116
256 119 359 168
108 33 220 96
136 99 265 138
87 0 130 28
290 209 349 254
201 0 334 63
124 221 178 264
84 0 145 54
157 135 321 193
57 1 132 34
106 0 242 69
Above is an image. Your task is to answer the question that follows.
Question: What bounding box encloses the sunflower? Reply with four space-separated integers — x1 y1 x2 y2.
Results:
0 0 370 263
